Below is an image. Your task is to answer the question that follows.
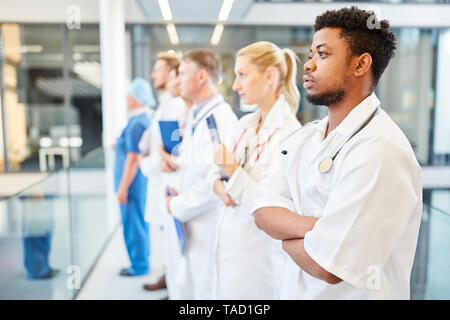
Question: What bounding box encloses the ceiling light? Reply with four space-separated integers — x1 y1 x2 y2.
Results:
166 23 179 45
211 24 224 46
218 0 234 22
158 0 173 21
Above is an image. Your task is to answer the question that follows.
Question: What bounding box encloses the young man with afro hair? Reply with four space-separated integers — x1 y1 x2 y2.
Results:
252 7 422 300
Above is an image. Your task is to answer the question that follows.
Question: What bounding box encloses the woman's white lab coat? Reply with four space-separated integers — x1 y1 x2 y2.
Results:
210 94 302 299
168 94 239 299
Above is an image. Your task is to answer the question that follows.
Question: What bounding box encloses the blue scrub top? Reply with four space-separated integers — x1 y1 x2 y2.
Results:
114 112 150 196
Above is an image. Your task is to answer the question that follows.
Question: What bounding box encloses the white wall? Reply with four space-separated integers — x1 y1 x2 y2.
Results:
434 29 450 154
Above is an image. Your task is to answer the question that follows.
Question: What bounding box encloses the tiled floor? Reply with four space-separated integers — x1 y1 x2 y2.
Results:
76 224 167 300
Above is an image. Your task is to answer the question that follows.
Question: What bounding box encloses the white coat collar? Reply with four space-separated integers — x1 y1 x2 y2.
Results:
243 94 292 131
192 94 224 121
332 92 381 138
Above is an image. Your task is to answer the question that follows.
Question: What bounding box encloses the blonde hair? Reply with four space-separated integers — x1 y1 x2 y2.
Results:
237 41 300 114
157 50 181 72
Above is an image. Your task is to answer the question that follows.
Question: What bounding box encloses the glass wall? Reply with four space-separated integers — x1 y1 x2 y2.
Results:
0 23 103 173
0 22 111 299
413 191 450 299
67 25 102 162
377 28 436 165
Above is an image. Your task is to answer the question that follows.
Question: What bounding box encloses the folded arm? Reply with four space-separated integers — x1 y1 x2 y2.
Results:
282 239 342 285
254 206 318 240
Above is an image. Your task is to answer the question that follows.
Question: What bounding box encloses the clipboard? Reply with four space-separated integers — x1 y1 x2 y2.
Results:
167 187 186 255
159 120 182 156
206 114 221 143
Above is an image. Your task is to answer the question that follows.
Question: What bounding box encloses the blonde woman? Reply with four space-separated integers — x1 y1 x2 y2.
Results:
210 41 302 299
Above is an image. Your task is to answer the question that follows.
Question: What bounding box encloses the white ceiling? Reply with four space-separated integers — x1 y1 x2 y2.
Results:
136 0 254 23
0 0 449 26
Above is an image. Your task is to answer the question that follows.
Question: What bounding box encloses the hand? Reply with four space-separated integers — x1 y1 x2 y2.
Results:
160 159 175 172
117 185 128 204
222 193 238 207
165 186 178 214
159 145 180 171
214 143 239 178
213 178 238 207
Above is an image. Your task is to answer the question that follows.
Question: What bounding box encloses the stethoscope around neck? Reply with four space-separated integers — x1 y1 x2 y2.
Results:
281 106 380 174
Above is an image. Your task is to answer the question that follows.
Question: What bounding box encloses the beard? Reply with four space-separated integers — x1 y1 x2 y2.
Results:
306 88 345 106
306 71 350 106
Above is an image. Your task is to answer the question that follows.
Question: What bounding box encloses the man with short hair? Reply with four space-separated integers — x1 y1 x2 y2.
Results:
252 7 422 299
163 49 238 299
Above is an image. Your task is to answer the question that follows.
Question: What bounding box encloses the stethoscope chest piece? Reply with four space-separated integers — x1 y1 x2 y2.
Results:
319 157 333 173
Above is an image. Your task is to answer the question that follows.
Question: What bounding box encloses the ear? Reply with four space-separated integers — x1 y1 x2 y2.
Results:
354 53 372 78
265 66 278 86
197 68 209 85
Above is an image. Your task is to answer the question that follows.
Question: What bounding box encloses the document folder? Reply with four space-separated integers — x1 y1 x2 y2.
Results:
159 120 182 156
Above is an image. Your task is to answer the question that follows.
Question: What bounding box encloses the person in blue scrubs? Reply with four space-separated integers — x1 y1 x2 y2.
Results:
21 194 58 280
115 78 154 276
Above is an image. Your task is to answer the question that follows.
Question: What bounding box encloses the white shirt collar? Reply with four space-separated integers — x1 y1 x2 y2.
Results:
313 92 381 139
191 94 224 120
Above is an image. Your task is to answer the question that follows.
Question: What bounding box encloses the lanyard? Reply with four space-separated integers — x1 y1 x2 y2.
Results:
233 127 279 167
191 100 223 135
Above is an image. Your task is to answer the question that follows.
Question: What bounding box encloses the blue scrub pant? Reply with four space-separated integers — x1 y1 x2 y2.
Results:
120 194 150 275
23 233 51 279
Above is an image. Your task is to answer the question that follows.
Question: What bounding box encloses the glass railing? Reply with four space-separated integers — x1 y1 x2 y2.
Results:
411 192 450 299
0 148 115 300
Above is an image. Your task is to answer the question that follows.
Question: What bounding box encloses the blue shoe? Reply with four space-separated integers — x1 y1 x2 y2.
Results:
119 267 149 276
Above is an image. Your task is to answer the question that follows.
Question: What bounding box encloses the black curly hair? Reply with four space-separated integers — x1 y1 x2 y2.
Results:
314 6 397 88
